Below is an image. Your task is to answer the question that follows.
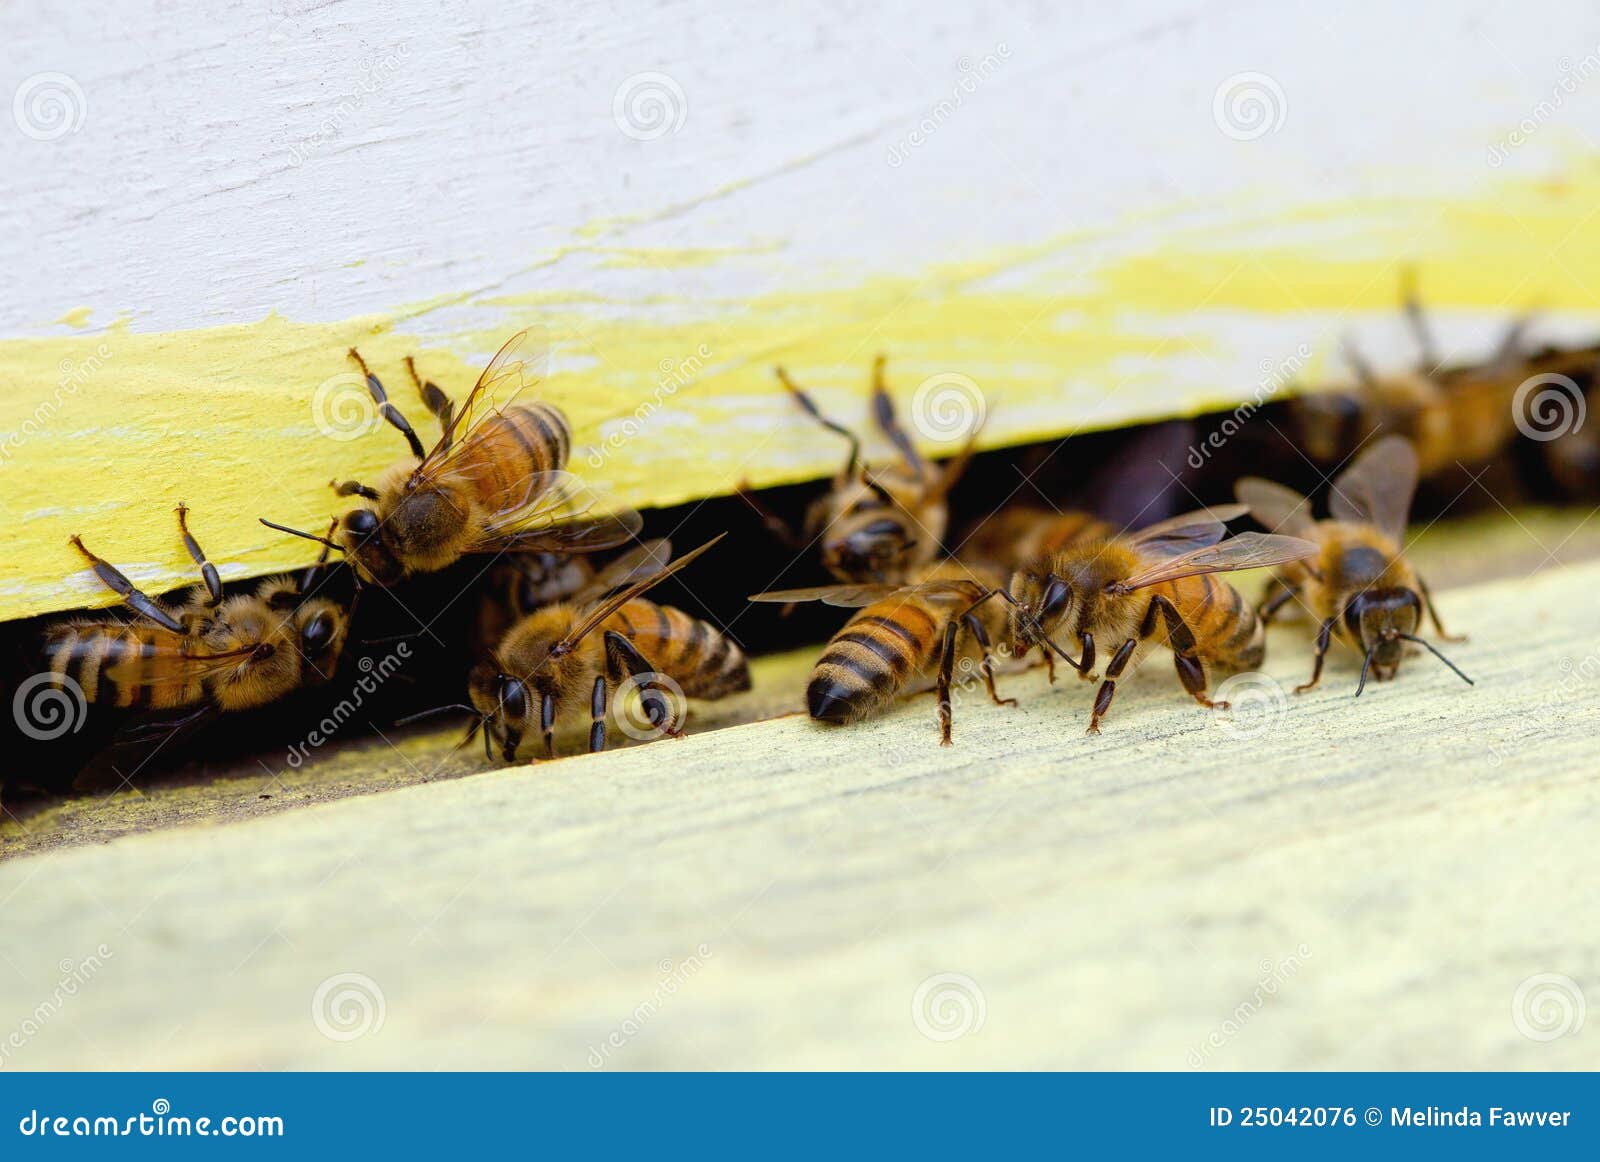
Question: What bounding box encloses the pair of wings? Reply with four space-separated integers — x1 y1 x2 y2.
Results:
751 505 1316 606
404 329 642 555
1236 434 1418 542
44 621 272 691
537 535 725 657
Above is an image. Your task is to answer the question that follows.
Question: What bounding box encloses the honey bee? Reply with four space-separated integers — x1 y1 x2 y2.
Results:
472 541 670 654
1235 435 1474 694
751 558 1016 744
46 506 349 725
262 330 641 583
956 507 1115 573
459 536 749 762
1006 509 1316 732
1292 274 1600 481
742 356 977 583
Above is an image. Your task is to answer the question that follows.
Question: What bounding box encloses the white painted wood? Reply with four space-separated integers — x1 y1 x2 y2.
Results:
2 0 1598 348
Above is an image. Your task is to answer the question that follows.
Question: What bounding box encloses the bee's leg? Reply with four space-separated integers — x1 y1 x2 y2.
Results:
348 346 427 460
1039 643 1056 683
542 691 557 759
1150 594 1223 710
331 479 380 500
588 677 608 754
1400 268 1439 371
1086 637 1139 735
870 354 926 473
734 482 804 551
1341 336 1378 388
405 355 454 446
1416 574 1465 642
68 535 185 633
296 519 340 597
775 366 861 476
1078 632 1097 681
173 504 223 608
604 630 683 738
961 613 1016 708
936 618 960 745
1297 617 1338 693
1259 579 1300 624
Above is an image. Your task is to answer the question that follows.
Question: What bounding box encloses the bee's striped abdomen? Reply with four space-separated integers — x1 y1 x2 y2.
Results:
460 404 572 512
806 598 942 724
1165 574 1264 672
46 623 205 711
607 599 750 700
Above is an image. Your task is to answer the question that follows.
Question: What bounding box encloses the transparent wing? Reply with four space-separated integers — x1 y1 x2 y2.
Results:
101 637 266 688
560 535 726 650
1328 435 1418 540
1118 533 1319 591
573 539 674 605
467 470 643 555
1125 503 1249 559
749 583 905 608
412 327 551 487
1233 478 1315 536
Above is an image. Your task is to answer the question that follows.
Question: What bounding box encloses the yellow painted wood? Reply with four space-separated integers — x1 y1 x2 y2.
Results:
6 171 1600 621
0 552 1595 1068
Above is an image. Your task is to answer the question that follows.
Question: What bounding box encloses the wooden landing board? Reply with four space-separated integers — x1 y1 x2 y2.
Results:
1 554 1595 1069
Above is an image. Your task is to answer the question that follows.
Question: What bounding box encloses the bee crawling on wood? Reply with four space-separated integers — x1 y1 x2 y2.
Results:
417 536 749 763
262 330 641 584
751 558 1016 745
45 505 350 731
1235 434 1474 694
740 355 979 584
1006 508 1316 733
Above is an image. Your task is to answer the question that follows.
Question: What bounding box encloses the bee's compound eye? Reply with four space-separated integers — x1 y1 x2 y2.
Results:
345 508 380 539
1041 577 1071 619
300 610 334 655
498 677 530 722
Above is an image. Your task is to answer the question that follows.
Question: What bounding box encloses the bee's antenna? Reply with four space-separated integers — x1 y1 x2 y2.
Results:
1355 647 1376 696
260 518 346 553
993 588 1087 673
395 703 478 726
1399 633 1475 687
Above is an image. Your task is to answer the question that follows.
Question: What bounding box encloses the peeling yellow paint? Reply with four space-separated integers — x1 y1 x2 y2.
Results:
53 307 93 329
5 172 1600 622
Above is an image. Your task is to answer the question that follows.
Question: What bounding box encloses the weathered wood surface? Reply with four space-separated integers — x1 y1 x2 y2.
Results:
2 554 1595 1070
6 0 1600 619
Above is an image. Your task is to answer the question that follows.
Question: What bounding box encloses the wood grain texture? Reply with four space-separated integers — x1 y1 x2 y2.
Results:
6 1 1600 619
1 553 1595 1070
